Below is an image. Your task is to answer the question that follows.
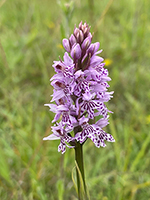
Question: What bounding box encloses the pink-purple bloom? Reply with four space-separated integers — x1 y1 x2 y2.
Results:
44 22 115 154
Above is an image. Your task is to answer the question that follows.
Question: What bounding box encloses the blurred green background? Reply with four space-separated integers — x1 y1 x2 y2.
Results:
0 0 150 199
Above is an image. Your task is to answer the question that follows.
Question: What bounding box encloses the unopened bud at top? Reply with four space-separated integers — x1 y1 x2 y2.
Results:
74 28 84 44
79 21 91 38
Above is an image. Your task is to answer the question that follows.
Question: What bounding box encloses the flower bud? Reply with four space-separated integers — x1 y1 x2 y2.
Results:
74 27 80 37
71 44 81 61
81 36 92 51
78 21 83 30
77 30 84 43
87 42 100 56
81 22 90 38
69 34 77 47
62 39 71 52
74 28 84 44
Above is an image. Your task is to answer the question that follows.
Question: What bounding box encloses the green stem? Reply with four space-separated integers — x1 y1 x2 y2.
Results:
74 142 87 200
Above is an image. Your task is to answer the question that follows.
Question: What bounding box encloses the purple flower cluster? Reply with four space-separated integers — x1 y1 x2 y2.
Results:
44 22 115 154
